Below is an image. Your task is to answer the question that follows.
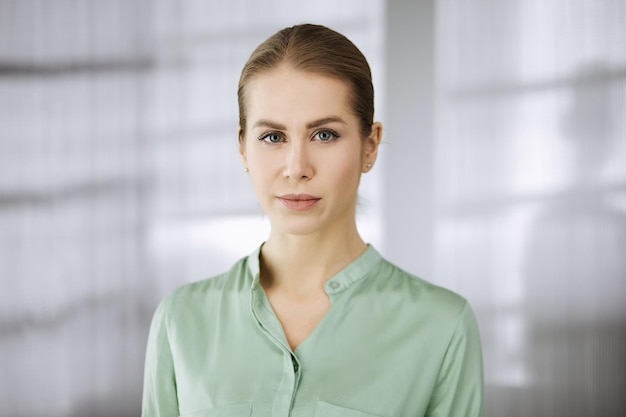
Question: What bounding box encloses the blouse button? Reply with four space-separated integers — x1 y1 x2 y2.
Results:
329 282 340 290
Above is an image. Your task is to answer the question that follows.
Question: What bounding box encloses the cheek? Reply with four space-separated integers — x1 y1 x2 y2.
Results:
328 154 362 190
246 156 275 196
245 147 267 172
248 167 270 188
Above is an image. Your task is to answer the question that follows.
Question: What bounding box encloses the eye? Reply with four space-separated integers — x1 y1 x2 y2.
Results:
314 129 339 142
259 132 284 143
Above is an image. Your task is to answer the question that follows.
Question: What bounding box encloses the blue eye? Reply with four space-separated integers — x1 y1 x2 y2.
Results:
315 129 339 142
260 132 283 143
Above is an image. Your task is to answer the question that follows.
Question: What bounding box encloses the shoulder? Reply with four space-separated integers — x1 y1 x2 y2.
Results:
381 258 467 312
365 256 475 335
379 259 482 350
153 254 252 324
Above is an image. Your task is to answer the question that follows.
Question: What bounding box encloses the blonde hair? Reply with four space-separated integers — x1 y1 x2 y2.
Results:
237 24 374 141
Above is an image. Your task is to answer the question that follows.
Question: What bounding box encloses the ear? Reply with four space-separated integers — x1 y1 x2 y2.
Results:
237 125 249 170
362 121 382 172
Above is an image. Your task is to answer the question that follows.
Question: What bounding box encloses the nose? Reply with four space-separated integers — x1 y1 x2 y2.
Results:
284 141 313 181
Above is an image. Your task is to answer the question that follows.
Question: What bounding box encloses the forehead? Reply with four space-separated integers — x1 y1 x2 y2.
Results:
245 66 354 125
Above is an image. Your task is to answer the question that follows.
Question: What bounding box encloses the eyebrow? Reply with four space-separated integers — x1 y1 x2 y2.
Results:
252 116 347 130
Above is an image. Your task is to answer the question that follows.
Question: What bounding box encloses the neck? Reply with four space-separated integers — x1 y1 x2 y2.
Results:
260 224 366 296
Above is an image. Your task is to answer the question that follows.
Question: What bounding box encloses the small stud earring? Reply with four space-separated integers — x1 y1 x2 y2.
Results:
244 168 249 172
366 163 372 169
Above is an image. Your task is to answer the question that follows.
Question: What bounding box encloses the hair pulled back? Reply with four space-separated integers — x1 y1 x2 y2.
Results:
237 24 374 141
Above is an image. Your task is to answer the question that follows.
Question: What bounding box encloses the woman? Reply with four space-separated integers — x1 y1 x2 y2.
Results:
142 24 483 417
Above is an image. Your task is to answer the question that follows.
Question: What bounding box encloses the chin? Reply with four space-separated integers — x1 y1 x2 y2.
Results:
271 217 327 237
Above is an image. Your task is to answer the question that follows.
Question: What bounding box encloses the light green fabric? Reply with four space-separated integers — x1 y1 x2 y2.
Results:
142 245 484 417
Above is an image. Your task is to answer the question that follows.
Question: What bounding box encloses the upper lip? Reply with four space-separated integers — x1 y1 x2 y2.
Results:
278 193 320 201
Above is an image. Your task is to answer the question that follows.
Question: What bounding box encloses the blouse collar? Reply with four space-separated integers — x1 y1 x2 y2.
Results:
246 243 383 295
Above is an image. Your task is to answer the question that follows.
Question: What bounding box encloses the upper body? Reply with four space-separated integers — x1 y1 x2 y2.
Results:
142 244 484 417
142 23 484 417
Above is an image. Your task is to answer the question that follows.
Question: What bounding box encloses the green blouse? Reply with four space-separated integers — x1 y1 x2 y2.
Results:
142 245 484 417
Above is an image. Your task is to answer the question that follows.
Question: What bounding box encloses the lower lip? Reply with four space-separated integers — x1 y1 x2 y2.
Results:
278 197 320 211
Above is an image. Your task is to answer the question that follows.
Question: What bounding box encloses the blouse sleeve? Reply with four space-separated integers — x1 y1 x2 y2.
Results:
426 301 484 417
141 297 179 417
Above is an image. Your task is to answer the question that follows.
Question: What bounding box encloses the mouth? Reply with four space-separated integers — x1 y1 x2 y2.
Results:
277 194 321 211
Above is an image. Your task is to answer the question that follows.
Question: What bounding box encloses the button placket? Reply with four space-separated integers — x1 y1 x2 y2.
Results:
252 285 301 417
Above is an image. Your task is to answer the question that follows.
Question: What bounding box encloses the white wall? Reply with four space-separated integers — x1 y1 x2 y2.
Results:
432 1 626 415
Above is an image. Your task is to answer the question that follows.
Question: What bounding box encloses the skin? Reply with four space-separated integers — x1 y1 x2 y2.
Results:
238 64 382 350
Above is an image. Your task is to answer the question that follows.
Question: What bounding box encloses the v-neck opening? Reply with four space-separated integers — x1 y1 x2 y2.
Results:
247 243 383 355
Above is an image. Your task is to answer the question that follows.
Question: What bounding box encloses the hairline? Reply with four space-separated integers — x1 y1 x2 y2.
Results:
239 64 366 140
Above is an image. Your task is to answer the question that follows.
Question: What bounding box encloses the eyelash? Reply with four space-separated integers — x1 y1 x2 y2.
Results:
257 129 341 144
313 129 340 142
258 132 284 144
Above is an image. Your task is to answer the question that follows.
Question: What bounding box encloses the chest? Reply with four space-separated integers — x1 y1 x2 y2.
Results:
264 290 331 351
171 284 451 417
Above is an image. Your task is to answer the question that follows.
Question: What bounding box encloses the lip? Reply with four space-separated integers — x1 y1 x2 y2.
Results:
277 193 321 211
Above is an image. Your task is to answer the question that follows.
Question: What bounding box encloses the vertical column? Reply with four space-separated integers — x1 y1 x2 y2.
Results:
383 0 435 278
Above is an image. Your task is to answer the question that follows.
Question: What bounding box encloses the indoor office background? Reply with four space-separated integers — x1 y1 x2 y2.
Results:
0 0 624 416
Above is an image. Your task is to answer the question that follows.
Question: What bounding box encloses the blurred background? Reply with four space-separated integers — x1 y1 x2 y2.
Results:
0 0 624 416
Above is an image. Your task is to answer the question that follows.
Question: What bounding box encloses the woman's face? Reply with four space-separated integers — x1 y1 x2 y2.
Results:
239 65 380 238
